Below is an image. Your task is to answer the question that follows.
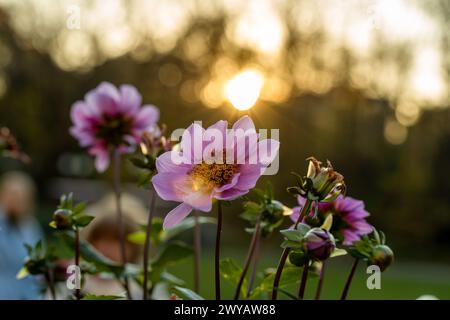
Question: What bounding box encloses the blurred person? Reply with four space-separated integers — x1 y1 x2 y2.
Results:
81 193 146 298
0 171 43 299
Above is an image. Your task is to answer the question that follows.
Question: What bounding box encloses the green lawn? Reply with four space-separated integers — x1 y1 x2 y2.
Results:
168 247 450 300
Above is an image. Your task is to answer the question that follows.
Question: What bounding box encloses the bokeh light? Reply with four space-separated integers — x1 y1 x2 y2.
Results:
225 70 264 110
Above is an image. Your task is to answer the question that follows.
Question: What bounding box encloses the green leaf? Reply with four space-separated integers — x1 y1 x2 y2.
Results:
152 242 193 270
49 221 57 229
82 294 124 300
250 267 301 299
296 223 311 236
281 240 304 249
16 267 30 279
128 218 164 245
74 215 95 228
160 217 216 243
160 272 185 286
172 286 205 300
72 202 87 216
219 258 247 297
280 229 304 242
59 233 123 276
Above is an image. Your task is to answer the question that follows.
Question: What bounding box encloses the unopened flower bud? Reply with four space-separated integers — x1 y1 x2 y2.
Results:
304 227 336 261
305 157 344 201
53 209 72 229
368 245 394 272
289 251 309 267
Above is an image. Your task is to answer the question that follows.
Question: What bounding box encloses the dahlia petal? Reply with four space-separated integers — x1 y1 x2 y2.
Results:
182 190 213 212
97 82 121 100
336 196 364 212
234 164 262 191
163 203 193 229
258 139 280 166
351 221 373 234
215 187 249 200
181 123 204 164
135 104 159 129
342 230 361 246
232 115 256 132
156 151 192 174
93 149 110 172
152 173 186 202
119 84 142 114
86 90 120 116
214 172 240 193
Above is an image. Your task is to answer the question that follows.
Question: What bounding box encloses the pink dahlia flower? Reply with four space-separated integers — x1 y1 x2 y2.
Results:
290 195 373 246
152 116 280 229
70 82 159 172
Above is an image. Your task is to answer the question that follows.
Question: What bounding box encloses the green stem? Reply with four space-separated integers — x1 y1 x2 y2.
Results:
271 199 312 300
246 227 262 298
215 201 223 300
298 261 309 299
340 258 359 300
75 227 81 300
315 260 326 300
113 150 132 300
234 216 261 300
143 187 156 300
193 210 201 294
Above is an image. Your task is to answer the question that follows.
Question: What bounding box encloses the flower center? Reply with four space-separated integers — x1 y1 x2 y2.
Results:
95 114 133 146
190 162 238 189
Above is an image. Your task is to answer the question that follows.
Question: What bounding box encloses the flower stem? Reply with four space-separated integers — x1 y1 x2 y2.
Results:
315 260 326 300
75 227 81 300
271 199 312 300
45 269 56 300
193 210 201 294
215 201 223 300
298 261 309 299
112 150 132 300
340 258 359 300
234 216 261 300
143 187 156 300
246 227 262 298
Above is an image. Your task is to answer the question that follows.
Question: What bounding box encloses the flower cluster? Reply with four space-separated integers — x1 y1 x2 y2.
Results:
14 82 395 301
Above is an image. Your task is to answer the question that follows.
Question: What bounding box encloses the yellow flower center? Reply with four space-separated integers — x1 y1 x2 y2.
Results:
190 163 238 189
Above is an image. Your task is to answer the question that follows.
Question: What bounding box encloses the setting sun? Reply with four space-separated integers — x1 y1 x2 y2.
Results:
225 70 264 111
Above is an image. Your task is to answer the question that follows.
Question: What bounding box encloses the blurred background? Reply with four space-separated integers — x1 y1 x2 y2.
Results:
0 0 449 299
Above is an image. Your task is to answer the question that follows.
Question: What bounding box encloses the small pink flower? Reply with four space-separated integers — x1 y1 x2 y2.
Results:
152 116 280 229
291 195 373 246
70 82 159 172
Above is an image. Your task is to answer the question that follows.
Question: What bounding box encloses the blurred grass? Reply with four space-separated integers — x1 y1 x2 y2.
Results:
168 246 450 300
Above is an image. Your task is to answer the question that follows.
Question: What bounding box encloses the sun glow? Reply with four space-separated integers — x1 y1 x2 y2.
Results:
225 70 264 110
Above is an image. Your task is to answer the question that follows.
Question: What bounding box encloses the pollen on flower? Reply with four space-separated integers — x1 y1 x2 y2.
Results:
190 162 238 188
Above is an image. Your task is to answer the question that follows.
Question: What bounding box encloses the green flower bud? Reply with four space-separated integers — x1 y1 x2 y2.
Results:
368 245 394 272
289 251 309 267
53 209 72 229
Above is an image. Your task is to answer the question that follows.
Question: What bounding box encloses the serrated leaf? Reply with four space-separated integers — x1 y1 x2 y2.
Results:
172 286 205 300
